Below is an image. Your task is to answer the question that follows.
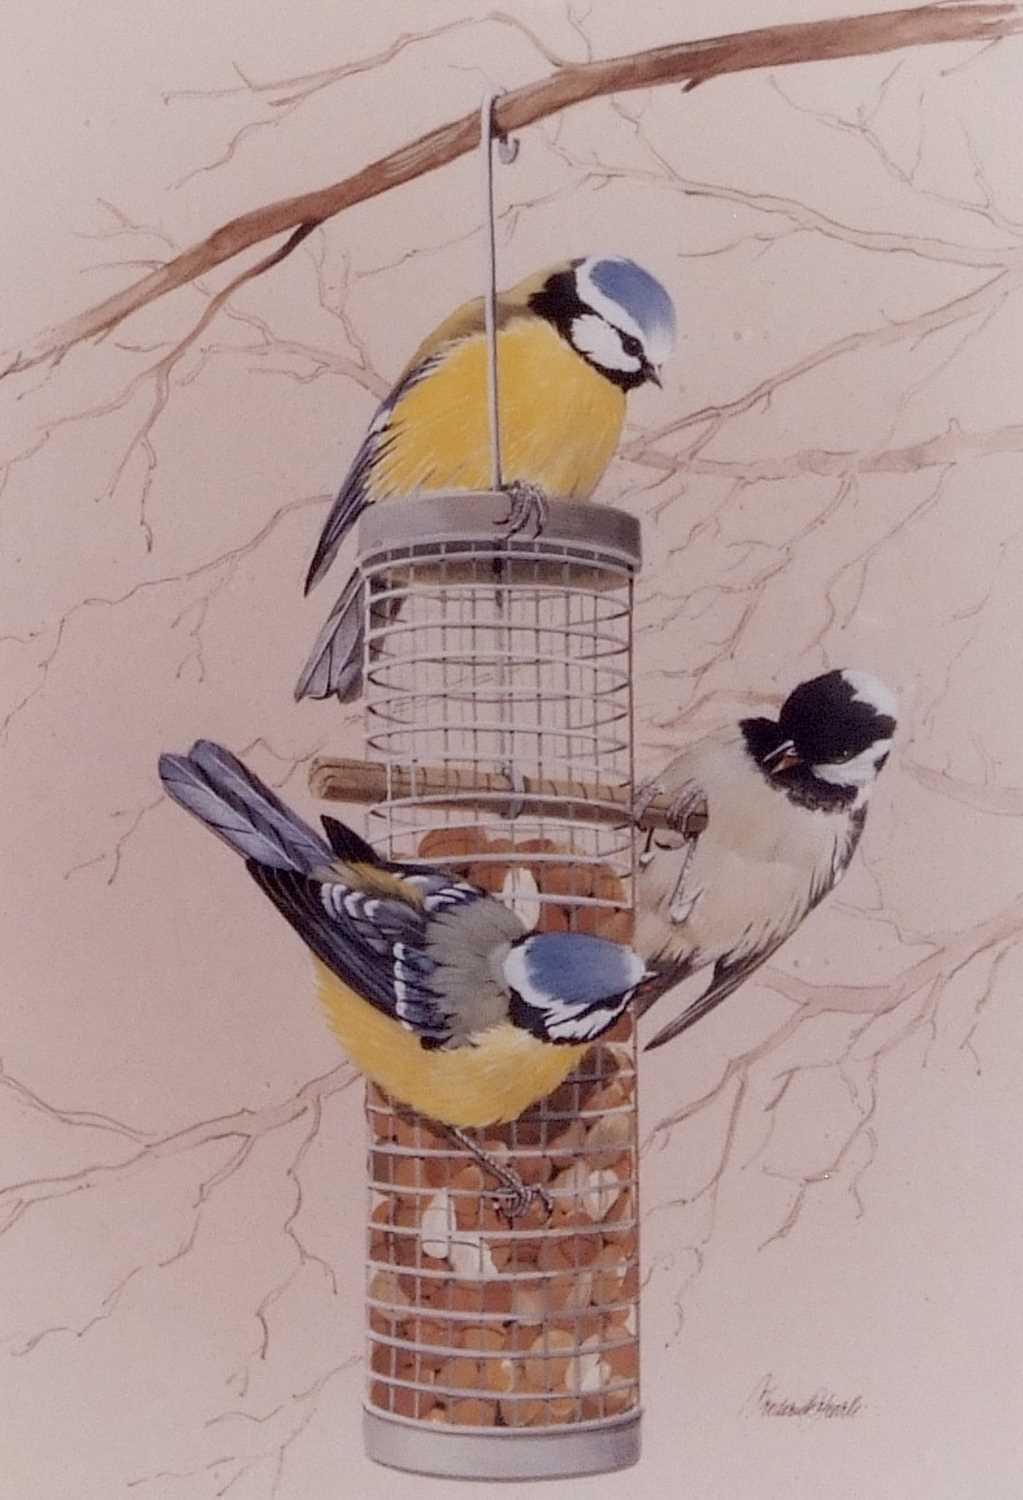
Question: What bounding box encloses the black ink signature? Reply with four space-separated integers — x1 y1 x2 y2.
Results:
745 1372 864 1420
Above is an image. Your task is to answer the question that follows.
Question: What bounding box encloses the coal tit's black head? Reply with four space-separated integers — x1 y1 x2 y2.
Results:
770 669 897 788
742 669 897 802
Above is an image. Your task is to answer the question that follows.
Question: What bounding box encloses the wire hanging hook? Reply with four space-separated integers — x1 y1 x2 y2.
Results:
497 133 520 166
480 92 518 493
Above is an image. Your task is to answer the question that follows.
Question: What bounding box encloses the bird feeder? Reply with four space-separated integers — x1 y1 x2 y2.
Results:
303 89 674 1480
310 493 645 1478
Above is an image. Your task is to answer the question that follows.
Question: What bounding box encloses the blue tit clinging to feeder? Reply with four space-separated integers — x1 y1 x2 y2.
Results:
631 670 897 1051
294 255 676 703
158 740 650 1213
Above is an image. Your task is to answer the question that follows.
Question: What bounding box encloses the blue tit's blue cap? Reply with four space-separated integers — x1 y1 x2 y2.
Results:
519 931 647 1005
583 257 677 365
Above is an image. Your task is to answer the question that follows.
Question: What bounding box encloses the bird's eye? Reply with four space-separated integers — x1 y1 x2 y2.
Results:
621 334 643 358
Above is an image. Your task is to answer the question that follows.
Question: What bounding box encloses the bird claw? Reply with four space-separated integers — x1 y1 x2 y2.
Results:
631 778 663 827
496 1181 553 1223
442 1123 553 1223
496 481 549 540
665 784 707 836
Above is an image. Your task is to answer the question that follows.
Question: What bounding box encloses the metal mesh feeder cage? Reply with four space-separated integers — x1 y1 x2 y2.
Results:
311 492 643 1479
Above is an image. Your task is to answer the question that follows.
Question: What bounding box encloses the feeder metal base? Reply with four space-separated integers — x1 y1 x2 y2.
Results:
363 1406 641 1481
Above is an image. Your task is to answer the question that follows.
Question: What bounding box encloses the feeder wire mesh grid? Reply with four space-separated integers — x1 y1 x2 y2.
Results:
351 493 642 1457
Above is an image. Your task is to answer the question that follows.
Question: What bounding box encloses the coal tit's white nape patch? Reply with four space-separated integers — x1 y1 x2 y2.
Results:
570 313 641 374
813 738 893 787
841 669 898 723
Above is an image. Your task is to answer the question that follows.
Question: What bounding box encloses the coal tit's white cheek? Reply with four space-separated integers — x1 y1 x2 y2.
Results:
570 314 640 374
813 739 892 787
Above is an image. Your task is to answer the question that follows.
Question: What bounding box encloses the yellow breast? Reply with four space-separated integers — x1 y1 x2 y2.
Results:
371 318 625 502
312 960 586 1128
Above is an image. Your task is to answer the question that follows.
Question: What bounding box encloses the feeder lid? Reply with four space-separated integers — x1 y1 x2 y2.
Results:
356 492 642 571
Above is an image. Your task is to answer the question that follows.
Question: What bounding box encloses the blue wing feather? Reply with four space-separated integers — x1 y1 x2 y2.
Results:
160 739 483 1045
248 864 472 1043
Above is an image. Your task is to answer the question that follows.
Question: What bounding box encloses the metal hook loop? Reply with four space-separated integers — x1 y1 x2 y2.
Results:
497 133 520 165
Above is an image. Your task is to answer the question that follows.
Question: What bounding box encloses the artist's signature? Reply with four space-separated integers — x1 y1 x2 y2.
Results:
745 1372 864 1421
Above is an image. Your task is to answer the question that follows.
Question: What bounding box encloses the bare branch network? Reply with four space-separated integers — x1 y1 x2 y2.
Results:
3 2 1020 380
3 10 1022 1437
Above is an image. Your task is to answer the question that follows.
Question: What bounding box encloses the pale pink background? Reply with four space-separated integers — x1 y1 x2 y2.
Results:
3 2 1023 1496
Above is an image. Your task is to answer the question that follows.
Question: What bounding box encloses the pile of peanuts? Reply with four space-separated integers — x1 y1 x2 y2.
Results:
365 823 639 1431
415 825 635 943
367 1025 638 1428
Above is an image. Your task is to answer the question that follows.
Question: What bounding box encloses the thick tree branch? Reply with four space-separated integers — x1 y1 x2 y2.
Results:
3 3 1020 380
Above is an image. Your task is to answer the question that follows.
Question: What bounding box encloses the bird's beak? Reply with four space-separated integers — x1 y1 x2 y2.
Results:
763 741 802 775
644 361 662 388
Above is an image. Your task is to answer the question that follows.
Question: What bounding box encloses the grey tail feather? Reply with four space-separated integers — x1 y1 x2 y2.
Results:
294 572 365 702
295 574 406 703
644 937 789 1052
158 740 333 872
632 959 692 1020
642 992 718 1051
642 967 743 1052
304 493 369 595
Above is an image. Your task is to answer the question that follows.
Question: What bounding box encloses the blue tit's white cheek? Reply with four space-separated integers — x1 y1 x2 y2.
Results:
577 256 677 366
813 739 893 787
570 314 640 374
575 262 645 344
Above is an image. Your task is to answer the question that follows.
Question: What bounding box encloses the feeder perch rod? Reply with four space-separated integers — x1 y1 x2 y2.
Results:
308 755 707 837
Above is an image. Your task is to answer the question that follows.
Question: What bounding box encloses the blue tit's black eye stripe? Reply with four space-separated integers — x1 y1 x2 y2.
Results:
507 986 634 1044
502 932 646 1044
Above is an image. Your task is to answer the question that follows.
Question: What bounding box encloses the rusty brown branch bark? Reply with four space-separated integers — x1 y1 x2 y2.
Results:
4 3 1019 381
